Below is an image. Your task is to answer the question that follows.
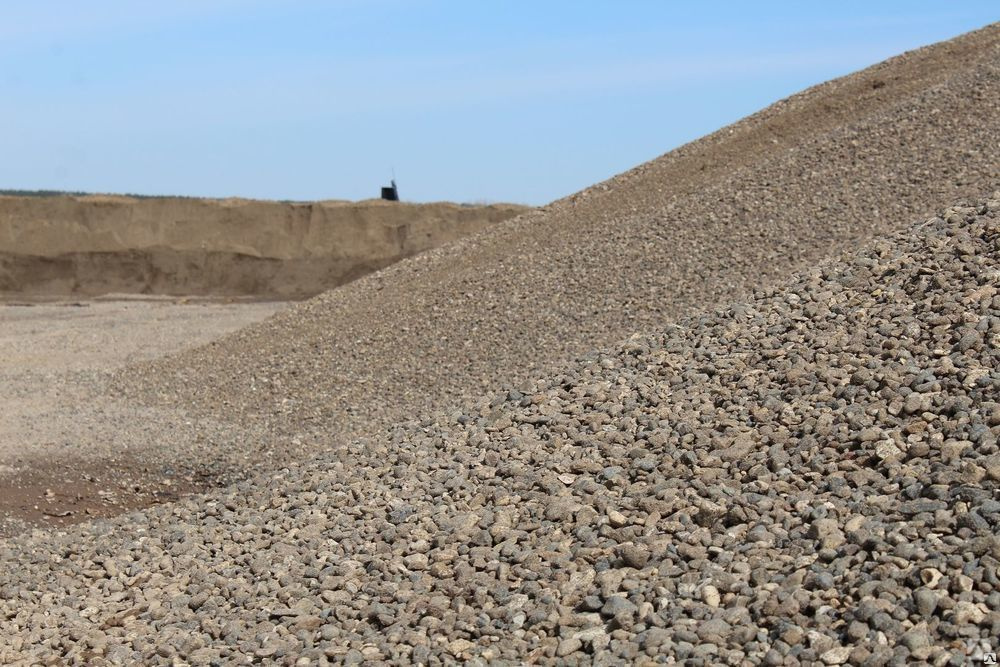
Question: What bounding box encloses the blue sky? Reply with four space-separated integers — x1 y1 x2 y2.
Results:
1 2 995 205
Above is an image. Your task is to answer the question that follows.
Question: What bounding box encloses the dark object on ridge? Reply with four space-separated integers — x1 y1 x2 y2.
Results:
381 180 399 202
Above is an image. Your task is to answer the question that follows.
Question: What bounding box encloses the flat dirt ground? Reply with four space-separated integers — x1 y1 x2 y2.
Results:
0 298 284 535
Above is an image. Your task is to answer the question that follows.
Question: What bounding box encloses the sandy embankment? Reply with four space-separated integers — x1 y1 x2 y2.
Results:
0 196 526 298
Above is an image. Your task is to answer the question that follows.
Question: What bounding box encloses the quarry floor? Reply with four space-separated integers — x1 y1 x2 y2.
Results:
0 297 285 535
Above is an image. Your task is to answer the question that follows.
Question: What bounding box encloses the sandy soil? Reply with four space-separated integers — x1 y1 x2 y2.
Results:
0 197 526 298
0 299 285 534
0 297 283 374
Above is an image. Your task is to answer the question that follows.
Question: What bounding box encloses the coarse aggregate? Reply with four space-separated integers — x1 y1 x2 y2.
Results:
3 22 1000 667
2 197 998 664
123 24 1000 470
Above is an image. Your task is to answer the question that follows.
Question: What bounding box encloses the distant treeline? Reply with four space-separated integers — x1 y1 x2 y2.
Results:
0 189 89 198
0 189 508 207
0 190 327 204
0 189 189 200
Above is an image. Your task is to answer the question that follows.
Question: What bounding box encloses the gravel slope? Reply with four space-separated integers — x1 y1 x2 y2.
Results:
122 24 1000 462
3 197 998 665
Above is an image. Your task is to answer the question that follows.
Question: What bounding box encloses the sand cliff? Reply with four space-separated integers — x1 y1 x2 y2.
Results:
0 195 526 298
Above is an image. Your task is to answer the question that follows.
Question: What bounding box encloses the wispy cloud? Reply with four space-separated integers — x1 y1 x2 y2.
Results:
112 42 913 124
0 1 262 46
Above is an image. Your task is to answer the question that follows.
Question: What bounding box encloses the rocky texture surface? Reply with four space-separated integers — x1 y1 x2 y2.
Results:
24 25 1000 535
124 24 1000 465
3 198 998 664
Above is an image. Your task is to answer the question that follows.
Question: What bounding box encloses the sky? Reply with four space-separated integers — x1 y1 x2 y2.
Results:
0 2 996 205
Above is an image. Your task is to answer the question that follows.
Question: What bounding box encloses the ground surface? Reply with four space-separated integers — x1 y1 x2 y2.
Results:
0 298 284 534
2 199 997 665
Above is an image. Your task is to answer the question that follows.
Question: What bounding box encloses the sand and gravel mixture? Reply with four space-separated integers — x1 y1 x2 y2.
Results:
126 24 1000 473
2 197 997 665
1 21 999 667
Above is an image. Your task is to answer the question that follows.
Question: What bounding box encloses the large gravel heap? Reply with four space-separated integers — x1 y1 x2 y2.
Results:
123 24 1000 472
4 196 998 664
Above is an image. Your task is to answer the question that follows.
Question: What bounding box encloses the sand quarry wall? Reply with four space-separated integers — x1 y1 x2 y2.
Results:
0 195 526 298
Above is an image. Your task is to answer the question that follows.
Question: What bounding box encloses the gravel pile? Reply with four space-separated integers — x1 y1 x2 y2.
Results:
121 24 1000 470
3 197 998 664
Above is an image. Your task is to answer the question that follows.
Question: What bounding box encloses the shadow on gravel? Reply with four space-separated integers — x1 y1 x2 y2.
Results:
0 457 227 537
